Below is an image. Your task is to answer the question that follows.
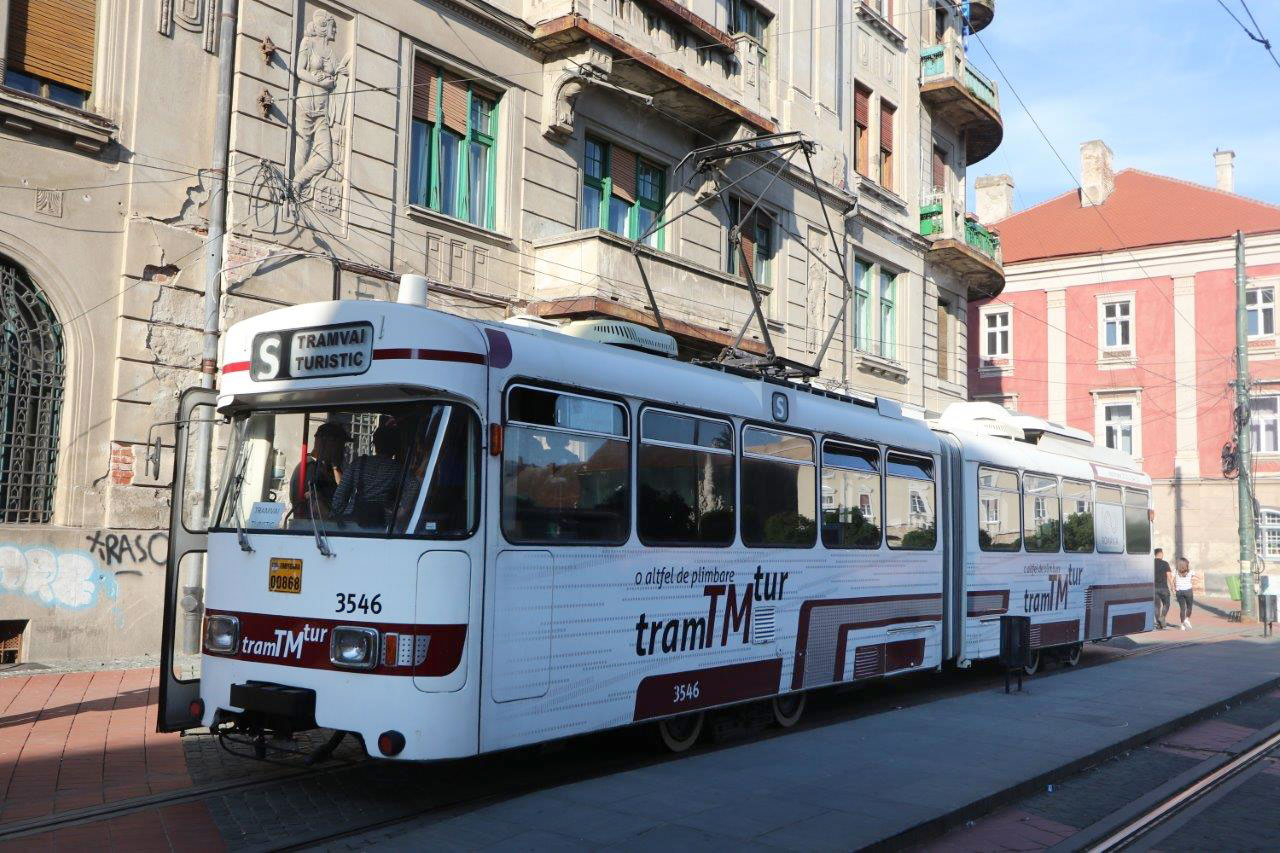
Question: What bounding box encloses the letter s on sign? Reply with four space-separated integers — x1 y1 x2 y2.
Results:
252 334 282 380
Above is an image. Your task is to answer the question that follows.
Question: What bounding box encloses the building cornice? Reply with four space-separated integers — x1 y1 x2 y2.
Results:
999 230 1280 292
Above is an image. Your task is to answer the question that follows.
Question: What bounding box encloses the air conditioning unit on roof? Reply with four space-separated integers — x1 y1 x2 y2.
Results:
560 318 678 358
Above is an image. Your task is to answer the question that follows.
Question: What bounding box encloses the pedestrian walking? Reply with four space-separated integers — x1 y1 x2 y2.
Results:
1174 557 1195 630
1153 548 1172 629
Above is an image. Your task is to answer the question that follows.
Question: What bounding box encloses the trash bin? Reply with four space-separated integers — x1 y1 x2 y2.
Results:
999 615 1032 671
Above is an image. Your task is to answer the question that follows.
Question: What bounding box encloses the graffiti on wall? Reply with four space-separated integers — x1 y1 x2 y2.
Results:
0 539 136 611
84 530 168 567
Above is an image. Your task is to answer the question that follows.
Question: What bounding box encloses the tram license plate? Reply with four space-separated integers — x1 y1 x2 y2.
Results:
268 558 302 594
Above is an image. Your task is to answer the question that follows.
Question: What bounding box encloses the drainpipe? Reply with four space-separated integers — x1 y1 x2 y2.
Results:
184 0 239 654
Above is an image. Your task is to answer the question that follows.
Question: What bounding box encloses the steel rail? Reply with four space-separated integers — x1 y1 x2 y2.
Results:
1087 728 1280 851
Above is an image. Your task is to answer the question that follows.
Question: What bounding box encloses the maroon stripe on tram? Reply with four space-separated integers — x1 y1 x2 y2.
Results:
372 347 486 365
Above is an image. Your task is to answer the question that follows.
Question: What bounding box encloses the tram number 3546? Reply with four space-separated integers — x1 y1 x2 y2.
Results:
673 681 701 703
334 593 383 615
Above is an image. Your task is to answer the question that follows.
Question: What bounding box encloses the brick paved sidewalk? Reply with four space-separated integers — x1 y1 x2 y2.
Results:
0 668 221 851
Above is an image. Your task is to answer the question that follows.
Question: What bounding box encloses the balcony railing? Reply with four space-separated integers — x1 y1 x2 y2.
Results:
919 40 1000 113
919 190 1003 297
963 64 998 113
965 217 1000 260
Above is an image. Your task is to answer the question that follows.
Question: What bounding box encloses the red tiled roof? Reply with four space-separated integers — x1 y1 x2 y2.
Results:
992 169 1280 264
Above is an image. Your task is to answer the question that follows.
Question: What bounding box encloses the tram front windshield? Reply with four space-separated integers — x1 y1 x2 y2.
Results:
212 400 479 538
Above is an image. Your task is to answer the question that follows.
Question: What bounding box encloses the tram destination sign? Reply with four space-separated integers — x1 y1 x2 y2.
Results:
251 322 374 381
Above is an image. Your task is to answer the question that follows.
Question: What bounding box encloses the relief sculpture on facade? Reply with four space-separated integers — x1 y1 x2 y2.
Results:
289 4 353 227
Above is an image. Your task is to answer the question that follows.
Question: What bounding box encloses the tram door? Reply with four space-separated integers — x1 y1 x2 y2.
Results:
158 387 218 732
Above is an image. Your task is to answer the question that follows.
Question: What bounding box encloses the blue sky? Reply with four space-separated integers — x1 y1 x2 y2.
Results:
965 0 1280 212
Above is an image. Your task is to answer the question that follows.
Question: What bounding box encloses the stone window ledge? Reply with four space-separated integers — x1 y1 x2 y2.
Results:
977 362 1013 378
855 350 909 382
405 203 516 248
1097 352 1138 371
857 177 909 213
855 3 906 47
0 87 115 153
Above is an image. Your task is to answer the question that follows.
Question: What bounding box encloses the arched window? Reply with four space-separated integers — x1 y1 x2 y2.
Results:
0 256 64 523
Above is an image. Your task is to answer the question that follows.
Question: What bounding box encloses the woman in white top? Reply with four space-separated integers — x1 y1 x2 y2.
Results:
1174 557 1195 630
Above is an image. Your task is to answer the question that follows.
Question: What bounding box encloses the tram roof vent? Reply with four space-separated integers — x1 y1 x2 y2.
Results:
560 319 679 358
503 314 562 330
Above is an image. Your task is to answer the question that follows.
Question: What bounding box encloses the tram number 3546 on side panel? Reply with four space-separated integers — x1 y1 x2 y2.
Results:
673 682 701 703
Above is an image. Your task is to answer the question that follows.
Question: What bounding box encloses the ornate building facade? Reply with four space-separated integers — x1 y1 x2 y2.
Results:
0 0 1003 661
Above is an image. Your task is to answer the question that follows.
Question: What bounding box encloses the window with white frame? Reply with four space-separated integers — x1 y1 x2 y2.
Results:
1100 298 1133 351
1247 287 1275 338
983 309 1011 358
1103 402 1134 454
1258 509 1280 561
1251 396 1279 453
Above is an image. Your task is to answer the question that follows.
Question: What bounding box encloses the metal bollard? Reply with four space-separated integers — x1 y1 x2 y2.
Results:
1259 594 1278 637
1000 615 1032 693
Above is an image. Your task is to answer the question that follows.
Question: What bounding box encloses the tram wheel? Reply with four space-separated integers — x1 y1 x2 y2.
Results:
1022 650 1042 676
771 692 807 728
656 712 704 753
1062 643 1083 667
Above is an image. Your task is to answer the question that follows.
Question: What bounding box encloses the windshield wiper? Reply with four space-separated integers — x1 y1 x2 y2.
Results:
229 452 254 553
307 466 335 557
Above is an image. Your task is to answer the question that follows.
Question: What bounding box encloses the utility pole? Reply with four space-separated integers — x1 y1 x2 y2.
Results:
1236 230 1257 621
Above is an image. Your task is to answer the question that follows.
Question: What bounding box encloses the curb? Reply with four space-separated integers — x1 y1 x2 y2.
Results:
864 672 1280 851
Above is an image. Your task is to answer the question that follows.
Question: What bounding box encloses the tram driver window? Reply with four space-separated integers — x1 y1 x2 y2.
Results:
502 386 629 545
1061 478 1094 553
821 441 882 549
741 426 817 547
1023 473 1061 553
977 466 1020 551
886 453 935 550
637 410 734 546
1124 488 1151 554
212 401 477 538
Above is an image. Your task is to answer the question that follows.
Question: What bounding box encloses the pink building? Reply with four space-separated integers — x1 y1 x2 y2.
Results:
969 141 1280 589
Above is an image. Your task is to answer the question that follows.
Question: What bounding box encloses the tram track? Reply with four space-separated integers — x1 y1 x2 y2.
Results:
1079 723 1280 852
0 630 1235 849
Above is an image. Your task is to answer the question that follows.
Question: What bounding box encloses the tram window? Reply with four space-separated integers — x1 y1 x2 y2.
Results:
821 441 881 549
1124 488 1151 554
1023 473 1061 553
1094 484 1125 554
886 453 935 550
637 409 734 546
977 466 1021 551
502 386 629 545
1061 478 1094 553
741 426 817 547
211 401 476 538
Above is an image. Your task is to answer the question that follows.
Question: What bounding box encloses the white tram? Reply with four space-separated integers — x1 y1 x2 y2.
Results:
158 288 1154 760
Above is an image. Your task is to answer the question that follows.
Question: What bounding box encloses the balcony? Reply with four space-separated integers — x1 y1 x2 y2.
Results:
526 229 768 357
533 13 776 138
965 0 995 33
919 40 1003 164
921 191 1004 298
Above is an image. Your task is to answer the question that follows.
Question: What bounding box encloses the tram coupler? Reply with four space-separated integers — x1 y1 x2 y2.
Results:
305 730 346 765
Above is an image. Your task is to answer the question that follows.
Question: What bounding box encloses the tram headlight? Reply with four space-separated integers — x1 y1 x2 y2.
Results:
330 626 379 670
204 615 240 655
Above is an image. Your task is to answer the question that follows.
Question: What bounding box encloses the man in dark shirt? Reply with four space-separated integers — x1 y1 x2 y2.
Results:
1153 547 1172 629
290 421 351 521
